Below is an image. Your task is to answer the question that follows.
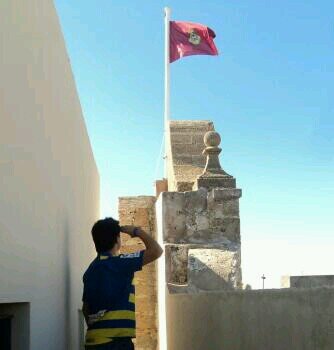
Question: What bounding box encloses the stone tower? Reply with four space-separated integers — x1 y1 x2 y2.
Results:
159 121 242 294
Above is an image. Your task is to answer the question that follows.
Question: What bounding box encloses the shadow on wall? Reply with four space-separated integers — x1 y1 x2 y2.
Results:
165 245 242 293
187 253 236 291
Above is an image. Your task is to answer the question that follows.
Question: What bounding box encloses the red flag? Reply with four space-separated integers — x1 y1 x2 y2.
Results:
170 21 219 63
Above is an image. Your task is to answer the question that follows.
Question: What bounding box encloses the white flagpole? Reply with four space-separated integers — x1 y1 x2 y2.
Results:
164 7 171 178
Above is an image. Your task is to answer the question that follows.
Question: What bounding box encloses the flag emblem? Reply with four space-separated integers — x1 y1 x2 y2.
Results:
169 21 218 62
188 30 201 45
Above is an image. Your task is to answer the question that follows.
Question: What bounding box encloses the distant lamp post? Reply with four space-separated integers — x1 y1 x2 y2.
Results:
261 274 266 289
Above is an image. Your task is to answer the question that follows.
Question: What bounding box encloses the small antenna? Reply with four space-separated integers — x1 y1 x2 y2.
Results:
261 274 266 289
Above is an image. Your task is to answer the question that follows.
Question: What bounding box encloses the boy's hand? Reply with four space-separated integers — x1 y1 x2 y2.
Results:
120 225 136 237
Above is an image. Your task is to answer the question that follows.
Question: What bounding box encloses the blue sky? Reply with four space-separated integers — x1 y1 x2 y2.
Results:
55 0 333 288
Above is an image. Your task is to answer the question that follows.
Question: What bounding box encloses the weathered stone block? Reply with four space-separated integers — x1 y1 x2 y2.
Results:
191 155 206 167
211 203 224 219
162 192 186 243
118 210 134 225
184 188 207 212
188 248 242 291
172 134 192 144
208 188 242 202
165 245 188 284
173 155 193 166
173 144 205 156
195 214 210 231
220 217 240 243
176 181 194 192
191 133 208 145
133 207 150 227
208 198 239 219
162 188 241 244
222 199 239 216
183 189 209 240
196 176 236 190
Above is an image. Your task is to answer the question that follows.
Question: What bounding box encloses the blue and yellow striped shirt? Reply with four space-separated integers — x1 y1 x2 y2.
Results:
82 251 144 346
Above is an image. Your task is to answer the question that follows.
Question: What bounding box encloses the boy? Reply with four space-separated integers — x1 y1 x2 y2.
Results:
82 217 163 349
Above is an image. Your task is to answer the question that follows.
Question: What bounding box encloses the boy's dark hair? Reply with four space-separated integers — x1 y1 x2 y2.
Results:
91 217 121 253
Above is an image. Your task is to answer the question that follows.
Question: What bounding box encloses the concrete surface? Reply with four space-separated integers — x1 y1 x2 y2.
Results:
282 275 334 288
166 288 334 350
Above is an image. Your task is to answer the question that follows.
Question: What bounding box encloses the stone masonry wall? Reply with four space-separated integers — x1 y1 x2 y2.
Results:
167 120 214 191
161 187 242 293
118 196 158 350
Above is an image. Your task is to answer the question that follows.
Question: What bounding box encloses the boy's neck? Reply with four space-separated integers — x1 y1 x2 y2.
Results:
109 248 119 256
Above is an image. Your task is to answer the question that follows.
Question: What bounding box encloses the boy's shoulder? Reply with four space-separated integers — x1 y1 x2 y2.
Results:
83 257 99 280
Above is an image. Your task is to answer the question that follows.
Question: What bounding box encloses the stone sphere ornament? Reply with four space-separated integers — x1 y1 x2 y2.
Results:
204 131 221 147
197 129 236 189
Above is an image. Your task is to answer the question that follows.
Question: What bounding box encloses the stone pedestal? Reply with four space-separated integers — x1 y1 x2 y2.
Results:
159 186 242 293
195 131 236 190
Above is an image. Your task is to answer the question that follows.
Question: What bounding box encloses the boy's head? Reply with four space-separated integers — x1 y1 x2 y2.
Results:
91 217 121 254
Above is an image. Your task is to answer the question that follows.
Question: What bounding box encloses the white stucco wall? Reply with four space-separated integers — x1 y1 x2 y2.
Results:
166 288 334 350
0 1 99 349
156 195 168 350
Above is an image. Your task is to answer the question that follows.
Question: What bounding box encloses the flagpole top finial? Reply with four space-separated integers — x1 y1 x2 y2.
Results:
164 7 171 16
